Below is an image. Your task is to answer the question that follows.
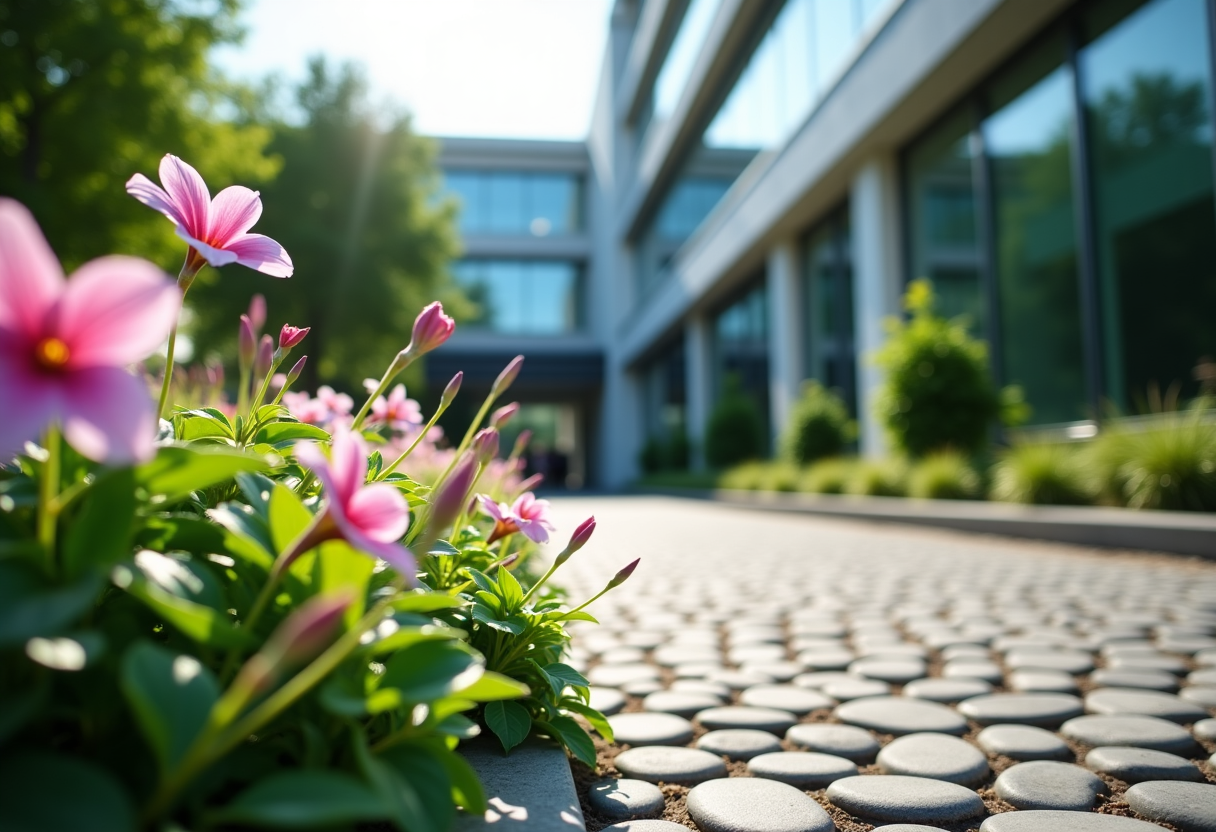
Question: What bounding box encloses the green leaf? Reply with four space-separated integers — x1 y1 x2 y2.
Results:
391 592 465 614
484 700 531 754
427 539 460 557
312 540 374 626
208 503 276 570
0 560 100 646
465 568 497 594
113 560 250 648
208 771 388 828
543 714 597 767
454 671 530 701
436 746 487 813
353 732 428 832
531 661 589 698
0 680 48 745
378 745 454 832
364 625 459 656
562 700 614 743
556 610 599 624
234 470 277 518
0 751 136 832
175 410 235 441
268 483 313 553
62 467 136 576
498 568 524 612
120 641 218 773
434 713 480 739
257 421 331 447
138 446 269 504
471 603 524 634
379 640 484 701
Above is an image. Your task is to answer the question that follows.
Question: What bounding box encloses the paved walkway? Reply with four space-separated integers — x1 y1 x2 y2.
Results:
547 495 1216 832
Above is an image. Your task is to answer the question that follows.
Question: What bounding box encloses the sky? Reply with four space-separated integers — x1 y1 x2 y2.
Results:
211 0 614 140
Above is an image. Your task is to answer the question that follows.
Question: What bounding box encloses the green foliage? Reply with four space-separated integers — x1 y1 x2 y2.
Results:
990 442 1095 505
705 375 765 468
188 60 462 391
874 280 1021 457
907 451 982 500
719 461 799 492
845 458 908 497
798 458 854 495
640 431 690 473
1091 412 1216 511
780 381 854 465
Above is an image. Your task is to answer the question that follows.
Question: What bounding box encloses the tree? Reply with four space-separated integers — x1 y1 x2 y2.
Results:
0 0 278 269
187 59 464 392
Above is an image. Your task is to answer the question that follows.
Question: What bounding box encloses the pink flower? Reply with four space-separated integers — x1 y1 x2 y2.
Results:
477 491 555 544
248 294 267 334
404 302 454 358
294 427 413 574
126 154 293 278
490 402 519 429
0 199 180 462
317 385 353 417
370 384 422 432
279 324 309 351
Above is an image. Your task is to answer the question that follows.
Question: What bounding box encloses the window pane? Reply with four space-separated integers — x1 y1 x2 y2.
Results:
713 281 770 437
452 259 580 334
488 260 527 332
984 36 1088 424
487 173 525 234
528 174 579 236
528 261 578 334
906 108 986 330
445 171 486 234
1081 0 1216 407
803 211 856 410
814 0 859 86
452 260 491 327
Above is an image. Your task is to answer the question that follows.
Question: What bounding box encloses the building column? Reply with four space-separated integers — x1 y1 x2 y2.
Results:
685 313 712 471
850 155 903 458
598 358 644 489
767 239 803 443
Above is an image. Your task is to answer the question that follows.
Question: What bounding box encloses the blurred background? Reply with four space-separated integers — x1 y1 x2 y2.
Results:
4 0 1216 502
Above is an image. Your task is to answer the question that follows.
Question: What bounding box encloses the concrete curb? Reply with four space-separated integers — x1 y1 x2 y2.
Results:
455 737 585 831
639 487 1216 558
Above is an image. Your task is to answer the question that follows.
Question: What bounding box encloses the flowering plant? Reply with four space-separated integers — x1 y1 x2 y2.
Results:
0 160 631 832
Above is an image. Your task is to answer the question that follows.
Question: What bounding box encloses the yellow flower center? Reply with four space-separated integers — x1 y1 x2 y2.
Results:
35 337 70 370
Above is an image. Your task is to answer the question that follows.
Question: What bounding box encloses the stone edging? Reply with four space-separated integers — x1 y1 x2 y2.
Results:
637 487 1216 559
455 737 586 831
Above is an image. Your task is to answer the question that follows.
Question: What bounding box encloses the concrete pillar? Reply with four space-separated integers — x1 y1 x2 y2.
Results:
685 313 712 470
767 239 803 443
850 155 903 458
598 359 644 488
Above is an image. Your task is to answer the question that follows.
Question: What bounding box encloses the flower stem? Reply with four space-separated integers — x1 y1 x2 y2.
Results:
36 425 60 567
157 256 200 421
351 354 412 431
378 399 452 481
432 387 499 493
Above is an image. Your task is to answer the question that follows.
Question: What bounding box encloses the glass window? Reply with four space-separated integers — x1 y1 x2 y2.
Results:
643 339 687 444
527 174 580 236
444 170 581 236
814 0 859 86
452 259 581 334
803 209 856 412
487 173 525 234
713 281 770 437
983 35 1088 424
445 171 487 234
1081 0 1216 407
651 0 723 128
906 107 986 330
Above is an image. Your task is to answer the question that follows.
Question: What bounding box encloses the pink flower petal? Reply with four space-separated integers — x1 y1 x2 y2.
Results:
175 227 239 268
0 349 60 460
60 365 157 463
346 482 410 542
208 186 263 245
158 155 210 237
338 522 415 575
56 256 180 367
516 518 550 544
124 173 186 228
0 199 65 338
477 494 507 523
327 429 368 507
225 233 294 278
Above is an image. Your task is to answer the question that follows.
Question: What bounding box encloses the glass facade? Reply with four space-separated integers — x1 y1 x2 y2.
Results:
803 208 857 413
713 280 770 438
649 0 722 131
444 170 582 237
452 260 581 334
642 338 687 444
904 0 1216 423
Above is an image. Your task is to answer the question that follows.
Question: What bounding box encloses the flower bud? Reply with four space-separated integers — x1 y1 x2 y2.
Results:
490 402 519 429
406 301 455 358
286 355 308 385
238 314 256 372
553 516 595 568
497 553 520 570
255 334 274 379
511 429 532 458
279 324 310 351
491 355 524 397
267 591 353 665
516 472 544 494
471 428 500 464
441 371 463 407
606 558 640 589
248 294 267 335
430 452 478 533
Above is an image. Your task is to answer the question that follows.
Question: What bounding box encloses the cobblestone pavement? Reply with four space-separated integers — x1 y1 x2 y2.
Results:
546 496 1216 832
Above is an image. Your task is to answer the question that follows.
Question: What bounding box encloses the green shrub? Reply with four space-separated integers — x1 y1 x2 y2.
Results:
780 381 855 465
706 375 765 468
907 451 982 499
1092 414 1216 511
640 436 663 473
799 458 855 494
720 461 800 492
874 279 1025 457
845 458 909 497
640 431 691 473
990 442 1095 505
720 461 768 490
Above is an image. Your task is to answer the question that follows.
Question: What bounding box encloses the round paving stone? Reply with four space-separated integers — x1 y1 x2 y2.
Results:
588 779 665 820
821 678 891 701
608 713 695 747
613 746 728 785
992 760 1105 810
834 696 968 736
742 661 804 683
979 811 1169 831
976 724 1071 761
670 679 730 699
623 679 664 697
1180 685 1216 707
747 751 857 788
590 664 661 687
876 733 989 786
1060 714 1198 754
686 777 835 832
641 690 722 718
1109 653 1189 674
1005 649 1094 674
957 693 1084 727
1091 669 1179 691
872 828 950 832
1194 717 1216 740
740 685 835 714
1084 746 1206 783
825 775 985 823
1008 670 1079 694
1125 781 1216 832
696 706 797 735
794 671 856 690
707 669 774 690
786 723 881 763
797 650 856 671
941 660 1003 683
696 729 782 761
903 678 992 703
601 822 690 832
1190 668 1216 685
1085 688 1209 723
590 686 627 716
849 658 927 684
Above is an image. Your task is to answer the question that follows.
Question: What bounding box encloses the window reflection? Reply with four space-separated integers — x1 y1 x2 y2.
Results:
804 208 856 412
443 171 582 236
452 260 581 334
713 281 770 438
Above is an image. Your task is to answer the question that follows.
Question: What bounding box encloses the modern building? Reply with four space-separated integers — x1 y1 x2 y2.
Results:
439 0 1216 489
